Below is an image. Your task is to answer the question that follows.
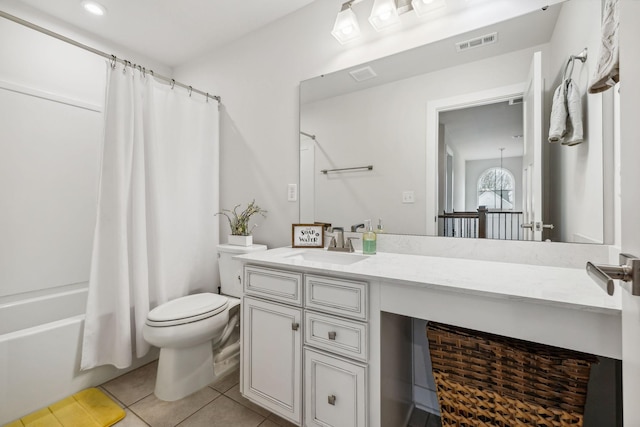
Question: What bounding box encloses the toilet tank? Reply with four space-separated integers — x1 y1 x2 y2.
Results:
217 243 267 298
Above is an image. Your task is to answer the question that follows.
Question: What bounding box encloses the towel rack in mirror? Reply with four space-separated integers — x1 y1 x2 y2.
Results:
563 47 588 80
321 165 373 174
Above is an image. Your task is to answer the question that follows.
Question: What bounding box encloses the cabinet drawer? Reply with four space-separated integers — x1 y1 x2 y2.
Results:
304 348 367 427
304 275 367 320
244 266 303 306
304 311 367 362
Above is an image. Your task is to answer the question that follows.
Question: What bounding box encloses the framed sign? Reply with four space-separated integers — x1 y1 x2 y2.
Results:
292 224 324 248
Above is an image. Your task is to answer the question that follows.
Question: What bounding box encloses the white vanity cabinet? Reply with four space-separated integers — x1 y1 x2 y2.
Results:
242 266 303 424
302 274 368 427
241 265 369 427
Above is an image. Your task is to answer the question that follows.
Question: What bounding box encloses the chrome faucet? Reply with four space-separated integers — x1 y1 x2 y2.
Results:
331 227 344 248
327 227 358 252
351 223 365 232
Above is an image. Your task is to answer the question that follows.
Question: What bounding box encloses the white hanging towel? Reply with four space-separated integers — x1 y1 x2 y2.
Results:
548 79 583 145
564 79 583 146
588 0 619 93
548 81 568 143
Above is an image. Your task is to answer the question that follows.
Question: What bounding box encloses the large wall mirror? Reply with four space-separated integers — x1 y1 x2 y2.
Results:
299 0 615 244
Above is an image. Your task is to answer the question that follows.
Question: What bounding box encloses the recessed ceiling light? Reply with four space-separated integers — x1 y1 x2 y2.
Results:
82 1 107 16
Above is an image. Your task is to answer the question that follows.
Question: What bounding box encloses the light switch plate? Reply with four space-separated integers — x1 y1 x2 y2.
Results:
402 191 415 203
288 184 297 201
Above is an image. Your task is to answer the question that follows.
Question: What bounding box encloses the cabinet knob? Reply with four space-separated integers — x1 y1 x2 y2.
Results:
328 394 336 405
292 322 300 331
328 331 337 340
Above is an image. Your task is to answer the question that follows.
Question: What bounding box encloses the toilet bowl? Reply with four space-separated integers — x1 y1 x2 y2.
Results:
143 242 267 401
142 293 237 401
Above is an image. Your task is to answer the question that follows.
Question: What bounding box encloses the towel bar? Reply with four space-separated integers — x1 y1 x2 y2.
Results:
563 47 588 80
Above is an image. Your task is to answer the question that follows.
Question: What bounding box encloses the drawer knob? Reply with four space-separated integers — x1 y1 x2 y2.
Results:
328 394 336 405
292 322 300 331
328 331 337 340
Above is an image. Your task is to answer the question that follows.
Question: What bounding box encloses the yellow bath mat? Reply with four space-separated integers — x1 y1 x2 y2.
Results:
4 388 125 427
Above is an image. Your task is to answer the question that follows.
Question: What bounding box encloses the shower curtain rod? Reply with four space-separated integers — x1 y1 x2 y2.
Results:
0 10 221 103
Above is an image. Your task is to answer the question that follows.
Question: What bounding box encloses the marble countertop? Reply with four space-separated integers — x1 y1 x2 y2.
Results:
235 247 621 315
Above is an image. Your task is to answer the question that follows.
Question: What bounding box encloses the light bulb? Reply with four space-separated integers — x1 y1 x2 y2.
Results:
331 4 361 44
341 25 354 35
378 8 392 21
369 0 400 31
412 0 445 17
82 1 106 16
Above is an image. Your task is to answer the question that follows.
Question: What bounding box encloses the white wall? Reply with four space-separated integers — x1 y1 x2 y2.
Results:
545 0 606 244
0 1 171 299
174 0 558 246
0 18 104 299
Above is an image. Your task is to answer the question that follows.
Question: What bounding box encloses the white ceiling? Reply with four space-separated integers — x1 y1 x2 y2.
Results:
300 3 561 104
15 0 317 67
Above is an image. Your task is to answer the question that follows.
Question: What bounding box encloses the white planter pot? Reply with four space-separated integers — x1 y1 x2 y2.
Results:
228 235 253 246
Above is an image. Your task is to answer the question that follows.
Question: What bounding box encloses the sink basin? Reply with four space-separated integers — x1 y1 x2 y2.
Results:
284 250 367 265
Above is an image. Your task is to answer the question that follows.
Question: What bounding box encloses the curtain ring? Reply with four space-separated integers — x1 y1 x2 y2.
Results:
170 79 176 89
109 55 117 69
188 86 193 97
206 93 209 103
142 67 146 78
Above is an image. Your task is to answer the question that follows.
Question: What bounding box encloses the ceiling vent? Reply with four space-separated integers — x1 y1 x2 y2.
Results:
349 66 377 82
456 32 498 52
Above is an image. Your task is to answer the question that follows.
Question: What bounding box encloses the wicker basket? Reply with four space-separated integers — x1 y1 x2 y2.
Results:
426 322 598 427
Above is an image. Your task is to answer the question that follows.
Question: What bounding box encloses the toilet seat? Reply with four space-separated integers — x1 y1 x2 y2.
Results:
146 293 229 327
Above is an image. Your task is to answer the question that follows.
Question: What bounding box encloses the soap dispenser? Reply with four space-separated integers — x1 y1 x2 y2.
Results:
377 218 385 234
363 219 377 255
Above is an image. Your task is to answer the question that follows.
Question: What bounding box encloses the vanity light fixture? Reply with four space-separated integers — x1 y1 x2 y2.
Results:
331 1 362 44
81 1 107 16
369 0 401 31
411 0 446 17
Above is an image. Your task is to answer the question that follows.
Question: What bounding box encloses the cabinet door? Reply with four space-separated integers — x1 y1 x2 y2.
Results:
304 349 367 427
242 296 302 425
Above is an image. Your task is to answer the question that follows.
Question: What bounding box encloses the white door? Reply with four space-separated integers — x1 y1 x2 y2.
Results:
522 51 544 241
619 0 640 424
242 296 302 424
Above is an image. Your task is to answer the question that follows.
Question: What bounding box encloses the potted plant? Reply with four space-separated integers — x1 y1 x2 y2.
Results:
216 200 267 246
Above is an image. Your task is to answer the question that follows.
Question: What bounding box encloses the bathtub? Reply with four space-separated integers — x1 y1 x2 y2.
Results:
0 283 158 424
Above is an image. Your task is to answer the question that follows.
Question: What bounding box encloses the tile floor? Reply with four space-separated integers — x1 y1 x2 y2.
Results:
100 360 441 427
100 361 296 427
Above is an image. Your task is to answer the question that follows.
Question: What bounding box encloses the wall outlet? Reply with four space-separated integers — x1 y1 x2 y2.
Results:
402 190 415 203
288 184 297 202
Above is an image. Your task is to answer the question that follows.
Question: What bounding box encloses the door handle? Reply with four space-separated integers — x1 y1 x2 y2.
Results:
328 395 336 405
292 323 300 331
586 253 640 296
521 222 554 231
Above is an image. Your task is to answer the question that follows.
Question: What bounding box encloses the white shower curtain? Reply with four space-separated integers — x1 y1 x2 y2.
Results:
81 63 219 370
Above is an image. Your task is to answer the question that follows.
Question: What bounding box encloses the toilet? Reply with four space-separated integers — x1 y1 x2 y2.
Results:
143 243 267 401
